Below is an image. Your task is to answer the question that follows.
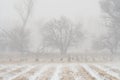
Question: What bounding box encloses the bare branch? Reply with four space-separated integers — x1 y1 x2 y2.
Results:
41 17 84 54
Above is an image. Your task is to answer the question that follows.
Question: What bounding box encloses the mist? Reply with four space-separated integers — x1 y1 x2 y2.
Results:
0 0 120 61
0 0 120 80
0 0 104 53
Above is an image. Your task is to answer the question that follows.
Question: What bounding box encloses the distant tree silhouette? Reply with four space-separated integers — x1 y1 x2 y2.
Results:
41 17 84 54
94 0 120 54
0 0 33 52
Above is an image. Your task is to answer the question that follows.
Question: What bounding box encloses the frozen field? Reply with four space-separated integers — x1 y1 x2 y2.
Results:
0 63 120 80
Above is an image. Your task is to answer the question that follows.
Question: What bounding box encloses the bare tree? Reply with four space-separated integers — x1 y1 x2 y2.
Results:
0 26 15 52
15 0 33 28
0 26 30 52
96 0 120 54
11 0 33 52
0 0 33 52
93 35 117 54
9 27 30 52
41 17 84 54
0 29 9 51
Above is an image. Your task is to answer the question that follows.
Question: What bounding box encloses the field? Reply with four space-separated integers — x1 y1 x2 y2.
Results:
0 63 120 80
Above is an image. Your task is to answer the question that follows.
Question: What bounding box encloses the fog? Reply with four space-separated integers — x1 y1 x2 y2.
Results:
0 0 119 55
0 1 120 79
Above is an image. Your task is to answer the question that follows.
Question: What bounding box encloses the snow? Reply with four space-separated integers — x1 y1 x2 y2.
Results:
95 64 120 80
50 64 62 80
82 64 102 80
0 65 23 77
29 64 50 80
106 64 120 70
69 64 84 80
7 65 34 80
0 63 120 80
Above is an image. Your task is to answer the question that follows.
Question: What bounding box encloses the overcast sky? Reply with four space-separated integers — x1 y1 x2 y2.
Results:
0 0 101 25
0 0 106 52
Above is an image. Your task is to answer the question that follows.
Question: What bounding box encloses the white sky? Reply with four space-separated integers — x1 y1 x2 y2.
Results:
0 0 101 28
33 0 101 20
0 0 106 52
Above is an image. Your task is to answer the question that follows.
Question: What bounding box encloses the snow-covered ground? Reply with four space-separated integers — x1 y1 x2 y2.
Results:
0 63 119 80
